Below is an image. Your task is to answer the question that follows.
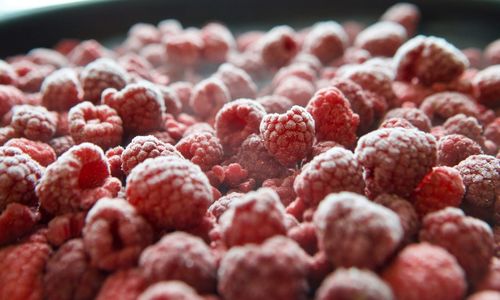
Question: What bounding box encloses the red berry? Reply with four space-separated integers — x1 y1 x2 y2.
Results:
303 21 348 64
437 134 483 167
0 126 18 146
256 95 294 114
68 40 110 66
189 77 230 120
272 63 317 88
46 212 86 247
214 63 257 100
201 22 235 63
49 135 75 157
138 281 204 300
105 146 124 179
287 222 318 255
467 291 500 300
381 2 420 36
208 192 243 220
473 65 500 108
0 59 17 85
95 268 147 300
476 256 500 292
158 85 182 116
485 39 500 65
420 91 482 125
41 68 83 111
484 118 500 147
0 203 40 246
443 114 484 146
80 58 129 103
384 107 431 132
274 76 316 107
164 29 203 66
10 104 57 142
175 131 223 171
258 26 298 69
262 172 297 206
379 117 416 129
0 85 25 119
5 137 56 167
392 81 433 106
355 21 407 57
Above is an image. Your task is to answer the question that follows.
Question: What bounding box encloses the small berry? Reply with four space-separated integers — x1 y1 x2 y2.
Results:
46 212 86 247
138 281 203 300
484 118 500 147
381 2 420 36
5 138 56 167
95 268 147 300
379 117 416 129
384 107 432 132
259 26 298 69
374 194 420 244
485 39 500 65
420 91 482 125
475 256 500 292
189 77 230 120
201 22 235 63
0 59 17 85
467 291 500 300
262 172 297 206
443 114 484 145
0 126 18 146
49 135 75 157
41 68 83 111
68 40 110 66
10 104 57 142
256 95 294 114
302 21 348 64
0 203 40 246
214 63 257 100
355 21 407 57
272 63 317 88
158 86 182 116
473 65 500 108
175 132 223 171
0 85 25 119
208 192 243 220
164 30 203 66
273 76 316 107
80 58 129 103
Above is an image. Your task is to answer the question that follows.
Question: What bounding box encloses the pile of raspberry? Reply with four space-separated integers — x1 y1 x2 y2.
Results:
1 2 500 300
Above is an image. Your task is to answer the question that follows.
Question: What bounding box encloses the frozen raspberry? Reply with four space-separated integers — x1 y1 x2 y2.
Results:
27 47 68 68
0 146 43 211
102 82 164 134
105 146 124 179
392 81 433 106
5 138 56 167
272 63 317 88
219 188 287 247
55 111 70 136
80 58 128 103
381 3 420 36
68 101 123 149
287 222 318 255
355 128 437 198
126 156 213 229
262 173 297 206
46 212 86 246
379 117 416 129
382 243 466 300
37 143 121 215
208 192 242 220
0 203 40 245
420 207 494 284
455 155 500 223
394 35 469 85
461 47 483 69
183 122 215 137
294 147 364 207
0 85 24 118
158 86 182 116
384 107 431 132
44 238 105 300
121 135 182 175
165 29 203 66
273 76 316 107
10 104 57 142
306 87 359 147
0 241 51 300
117 53 156 83
260 105 314 167
68 39 110 66
138 281 204 300
175 132 223 171
467 291 500 300
374 194 419 244
95 268 147 300
218 236 310 300
443 114 484 145
0 126 18 146
413 166 465 216
139 232 216 293
215 99 266 153
485 118 500 147
41 68 83 111
236 30 263 51
256 95 294 114
303 21 348 64
49 135 75 156
476 257 500 292
83 198 153 271
214 63 257 100
124 23 161 51
227 50 267 79
316 268 394 300
308 140 343 158
258 25 298 69
189 77 230 120
314 192 403 269
473 65 500 108
355 21 407 57
420 91 481 125
485 39 500 65
201 22 235 63
13 60 56 93
0 59 17 85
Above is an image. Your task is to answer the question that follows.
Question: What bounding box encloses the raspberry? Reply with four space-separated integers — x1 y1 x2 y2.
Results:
485 39 500 65
118 53 156 82
287 222 318 255
379 117 416 129
214 63 257 100
80 58 129 103
260 106 315 167
485 118 500 146
164 30 203 66
0 85 25 119
455 155 500 223
0 146 43 211
256 95 294 114
37 143 121 215
392 81 433 106
314 192 403 269
41 68 83 111
476 257 500 292
272 63 317 88
273 76 316 107
126 156 213 229
381 3 420 36
355 128 437 198
302 21 348 64
44 238 105 300
9 104 57 142
124 23 161 51
355 21 407 57
316 268 394 300
183 122 215 137
105 146 124 179
219 188 287 247
138 281 204 300
49 135 75 156
46 212 86 246
374 193 419 244
5 138 56 167
158 86 182 116
467 291 500 300
218 236 310 300
258 26 298 69
121 135 182 175
294 147 364 207
0 241 51 300
0 126 18 146
0 203 40 246
189 77 230 120
27 47 69 68
382 243 466 300
175 132 223 171
68 101 123 149
384 107 432 132
420 91 482 125
395 35 469 86
306 87 359 147
473 65 500 108
0 60 17 85
102 82 165 134
55 111 70 136
420 207 494 284
13 60 56 93
201 22 235 63
139 232 217 293
208 192 243 220
413 166 465 216
215 99 266 153
262 172 297 206
68 39 110 66
443 114 484 145
95 268 147 300
236 30 263 51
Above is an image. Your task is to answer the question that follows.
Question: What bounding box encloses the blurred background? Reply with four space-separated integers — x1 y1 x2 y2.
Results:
0 0 499 57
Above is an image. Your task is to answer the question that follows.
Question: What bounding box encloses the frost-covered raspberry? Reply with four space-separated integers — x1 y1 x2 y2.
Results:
49 135 75 156
260 106 315 167
467 291 500 300
256 95 294 114
68 101 123 149
189 77 230 120
473 65 500 108
381 2 420 36
208 192 242 220
382 243 466 300
355 21 407 57
201 22 235 63
102 82 164 134
126 156 213 229
139 232 216 293
215 99 266 153
0 146 43 211
374 193 419 244
485 39 500 65
0 59 17 85
443 114 484 145
183 122 215 137
68 39 110 66
37 143 121 215
294 147 364 207
262 172 297 206
392 81 433 106
420 92 481 125
272 63 317 88
5 137 56 167
379 117 416 129
165 29 203 66
41 68 83 111
485 118 500 147
273 76 316 107
476 257 500 292
219 188 287 247
121 135 182 175
413 166 465 217
258 26 298 69
303 21 348 64
44 238 105 300
455 155 500 223
10 104 57 142
355 128 437 198
0 126 18 146
158 86 182 116
0 203 40 246
175 132 223 171
218 236 310 300
384 107 431 132
138 281 204 300
83 198 153 271
286 221 318 255
105 146 124 179
214 63 257 100
80 58 128 103
394 35 469 85
46 212 86 247
313 192 403 269
316 268 394 300
95 268 147 300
